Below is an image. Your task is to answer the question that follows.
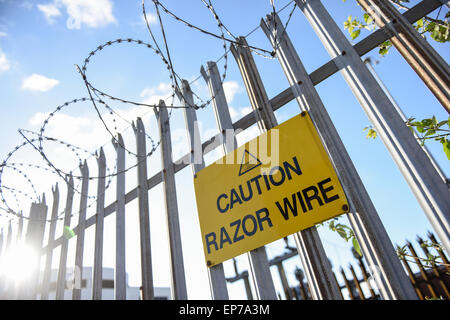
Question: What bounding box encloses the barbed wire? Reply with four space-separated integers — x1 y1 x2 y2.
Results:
150 0 276 58
0 131 119 222
0 0 297 227
143 0 231 110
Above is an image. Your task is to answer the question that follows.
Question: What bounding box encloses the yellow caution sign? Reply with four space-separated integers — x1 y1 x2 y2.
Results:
194 112 349 267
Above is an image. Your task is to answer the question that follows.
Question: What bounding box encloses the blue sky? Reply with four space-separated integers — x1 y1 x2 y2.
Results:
0 0 448 299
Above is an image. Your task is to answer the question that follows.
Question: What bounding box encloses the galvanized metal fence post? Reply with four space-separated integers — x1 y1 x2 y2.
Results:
41 184 59 300
132 117 154 300
201 61 277 300
155 100 188 300
21 199 48 299
179 81 206 175
261 8 414 299
5 221 12 256
0 231 3 297
3 221 13 298
357 0 450 113
296 0 450 258
275 262 291 299
56 174 74 300
364 58 448 185
178 80 230 299
112 133 127 300
1 212 23 299
92 148 106 300
228 258 254 300
72 161 89 300
17 212 23 245
0 230 3 258
231 36 342 300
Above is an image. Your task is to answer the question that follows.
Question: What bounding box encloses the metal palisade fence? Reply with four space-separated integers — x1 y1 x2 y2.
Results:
0 0 448 300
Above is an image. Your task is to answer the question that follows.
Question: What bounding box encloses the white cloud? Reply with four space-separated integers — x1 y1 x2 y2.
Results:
38 0 116 29
216 81 244 121
37 3 61 24
0 49 10 72
141 11 157 25
140 82 173 106
0 31 7 37
222 81 241 103
130 11 156 30
29 111 108 150
28 105 155 156
229 106 239 121
20 1 33 10
22 74 59 92
236 124 260 146
27 111 113 175
229 105 253 122
240 106 252 116
61 0 116 29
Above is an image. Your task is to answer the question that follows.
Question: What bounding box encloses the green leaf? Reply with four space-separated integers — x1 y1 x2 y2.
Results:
347 15 352 24
426 22 450 43
336 228 349 240
437 120 448 128
378 40 392 56
420 240 430 248
344 20 350 30
416 125 426 133
365 128 377 139
352 237 362 257
425 296 441 300
351 29 361 40
335 223 352 241
396 245 408 257
379 47 388 56
442 139 450 160
363 13 372 25
425 21 436 32
426 253 439 264
424 129 436 137
63 225 75 239
328 220 335 230
416 18 424 29
421 118 433 127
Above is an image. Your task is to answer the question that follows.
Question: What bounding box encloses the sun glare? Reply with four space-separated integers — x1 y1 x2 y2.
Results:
0 244 38 283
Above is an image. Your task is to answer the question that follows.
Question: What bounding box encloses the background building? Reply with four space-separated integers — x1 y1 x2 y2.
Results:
36 267 171 300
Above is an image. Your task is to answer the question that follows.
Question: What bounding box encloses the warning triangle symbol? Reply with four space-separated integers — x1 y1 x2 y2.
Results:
238 149 262 176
